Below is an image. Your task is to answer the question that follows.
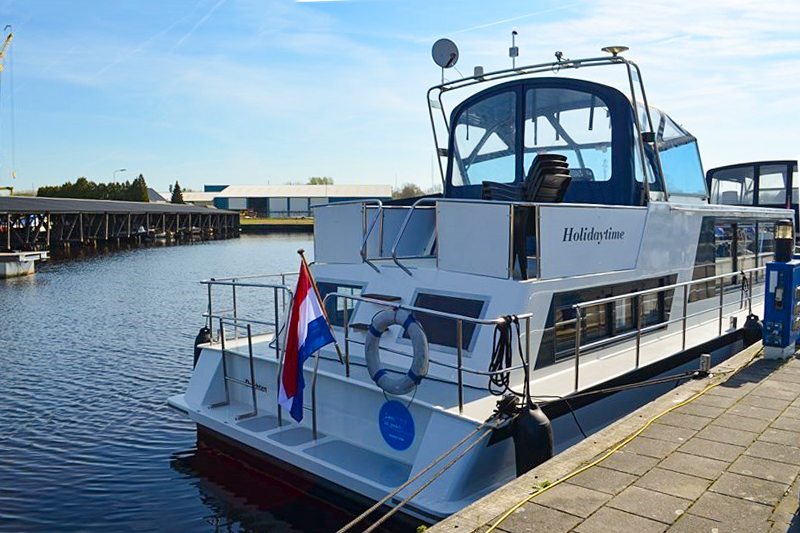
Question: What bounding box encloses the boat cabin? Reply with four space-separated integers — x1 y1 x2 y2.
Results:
442 77 708 206
707 160 798 229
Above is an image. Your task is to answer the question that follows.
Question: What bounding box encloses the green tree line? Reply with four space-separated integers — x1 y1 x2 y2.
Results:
37 174 150 202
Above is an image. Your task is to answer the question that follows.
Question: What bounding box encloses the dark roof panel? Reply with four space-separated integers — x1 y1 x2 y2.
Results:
0 196 236 214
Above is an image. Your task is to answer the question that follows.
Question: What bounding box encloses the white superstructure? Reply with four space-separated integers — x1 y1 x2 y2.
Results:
168 48 793 521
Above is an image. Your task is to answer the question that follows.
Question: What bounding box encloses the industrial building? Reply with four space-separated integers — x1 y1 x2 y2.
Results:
211 184 392 217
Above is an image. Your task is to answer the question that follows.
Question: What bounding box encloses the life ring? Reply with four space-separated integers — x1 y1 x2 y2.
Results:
365 309 429 395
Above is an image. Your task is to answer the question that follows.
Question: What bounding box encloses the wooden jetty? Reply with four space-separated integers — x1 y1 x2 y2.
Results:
0 196 239 251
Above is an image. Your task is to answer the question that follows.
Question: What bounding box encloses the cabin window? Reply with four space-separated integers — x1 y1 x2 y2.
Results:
317 282 363 327
451 91 517 186
548 276 676 363
737 223 757 272
709 166 755 205
660 141 706 198
523 88 612 182
407 292 486 350
758 165 789 205
690 218 776 301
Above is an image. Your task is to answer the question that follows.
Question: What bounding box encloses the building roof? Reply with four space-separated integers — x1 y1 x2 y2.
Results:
182 192 218 203
147 188 168 203
215 184 392 199
0 195 235 214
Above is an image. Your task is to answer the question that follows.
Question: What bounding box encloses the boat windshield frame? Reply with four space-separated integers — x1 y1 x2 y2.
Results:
427 53 667 203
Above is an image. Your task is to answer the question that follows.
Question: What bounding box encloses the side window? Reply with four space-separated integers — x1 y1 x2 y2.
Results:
660 141 707 197
710 166 755 205
408 293 485 350
452 91 517 186
758 165 789 205
551 276 676 362
317 282 363 327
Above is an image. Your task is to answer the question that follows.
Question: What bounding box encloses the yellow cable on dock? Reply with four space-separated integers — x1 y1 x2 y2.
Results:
485 350 761 533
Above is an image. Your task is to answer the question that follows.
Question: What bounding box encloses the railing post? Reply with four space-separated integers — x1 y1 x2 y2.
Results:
207 283 214 340
718 278 724 336
312 348 322 439
232 279 238 340
748 270 754 315
636 294 643 369
682 284 688 351
574 307 582 392
525 316 531 373
235 324 258 421
457 319 464 414
273 287 283 426
344 298 351 378
210 318 230 408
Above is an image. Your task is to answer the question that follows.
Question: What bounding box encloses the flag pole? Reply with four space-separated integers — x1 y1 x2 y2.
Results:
298 249 344 364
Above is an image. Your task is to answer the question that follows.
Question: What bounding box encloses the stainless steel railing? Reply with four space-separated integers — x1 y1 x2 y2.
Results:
569 266 764 391
390 198 439 276
311 292 534 437
200 263 768 439
202 277 294 425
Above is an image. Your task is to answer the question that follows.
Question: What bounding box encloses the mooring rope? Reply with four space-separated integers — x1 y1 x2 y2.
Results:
336 415 506 533
483 347 763 533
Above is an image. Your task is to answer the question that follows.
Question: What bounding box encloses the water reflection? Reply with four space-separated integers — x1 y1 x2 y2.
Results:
1 234 415 533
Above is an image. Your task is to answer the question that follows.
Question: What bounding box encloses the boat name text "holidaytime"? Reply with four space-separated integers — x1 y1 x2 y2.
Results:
562 226 625 245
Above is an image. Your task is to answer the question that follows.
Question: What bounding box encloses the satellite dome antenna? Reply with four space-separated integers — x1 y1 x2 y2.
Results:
601 45 629 57
432 38 459 84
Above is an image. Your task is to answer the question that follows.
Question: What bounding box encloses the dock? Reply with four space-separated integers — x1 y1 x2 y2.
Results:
431 343 800 533
0 250 48 277
0 196 240 251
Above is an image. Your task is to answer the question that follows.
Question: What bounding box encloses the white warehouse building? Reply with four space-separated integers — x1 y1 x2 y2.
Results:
211 185 393 217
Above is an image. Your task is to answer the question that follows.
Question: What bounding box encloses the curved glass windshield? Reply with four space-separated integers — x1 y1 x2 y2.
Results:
524 88 612 182
451 91 516 186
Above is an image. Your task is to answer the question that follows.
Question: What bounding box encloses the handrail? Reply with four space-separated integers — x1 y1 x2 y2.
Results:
390 197 439 276
309 291 534 436
570 266 764 391
358 199 384 273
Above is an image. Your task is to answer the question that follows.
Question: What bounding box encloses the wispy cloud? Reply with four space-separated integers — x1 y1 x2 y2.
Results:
172 0 229 51
90 0 208 80
417 5 579 43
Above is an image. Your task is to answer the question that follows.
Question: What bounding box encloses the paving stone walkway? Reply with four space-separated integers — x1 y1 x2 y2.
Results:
458 355 800 533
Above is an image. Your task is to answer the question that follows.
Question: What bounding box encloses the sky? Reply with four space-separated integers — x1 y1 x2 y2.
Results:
0 0 797 193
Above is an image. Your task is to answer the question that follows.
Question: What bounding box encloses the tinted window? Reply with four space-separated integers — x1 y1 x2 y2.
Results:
317 282 363 327
409 293 485 349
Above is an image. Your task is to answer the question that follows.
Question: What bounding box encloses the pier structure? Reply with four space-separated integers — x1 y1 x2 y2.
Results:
0 196 240 251
431 342 800 533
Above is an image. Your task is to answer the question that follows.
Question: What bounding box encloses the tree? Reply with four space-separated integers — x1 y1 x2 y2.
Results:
37 175 150 202
131 174 149 202
308 176 334 185
392 183 424 200
171 181 184 204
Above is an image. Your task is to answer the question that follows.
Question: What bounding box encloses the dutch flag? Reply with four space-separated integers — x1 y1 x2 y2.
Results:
278 259 334 422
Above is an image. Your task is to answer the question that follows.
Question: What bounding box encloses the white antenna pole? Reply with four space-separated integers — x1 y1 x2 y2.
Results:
510 28 519 69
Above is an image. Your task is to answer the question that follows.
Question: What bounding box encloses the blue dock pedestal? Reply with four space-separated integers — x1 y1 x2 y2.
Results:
763 258 800 359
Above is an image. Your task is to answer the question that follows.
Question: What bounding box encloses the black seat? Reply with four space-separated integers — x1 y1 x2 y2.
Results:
524 154 571 202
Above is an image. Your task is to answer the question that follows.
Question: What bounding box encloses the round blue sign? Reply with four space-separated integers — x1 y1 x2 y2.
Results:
379 400 415 451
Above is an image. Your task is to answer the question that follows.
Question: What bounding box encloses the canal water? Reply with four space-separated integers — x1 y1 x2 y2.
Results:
0 234 385 533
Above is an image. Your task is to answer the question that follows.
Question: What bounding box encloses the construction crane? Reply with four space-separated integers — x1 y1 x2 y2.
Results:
0 25 14 195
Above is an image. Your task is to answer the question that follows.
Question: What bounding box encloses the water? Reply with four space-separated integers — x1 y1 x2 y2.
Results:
0 234 380 533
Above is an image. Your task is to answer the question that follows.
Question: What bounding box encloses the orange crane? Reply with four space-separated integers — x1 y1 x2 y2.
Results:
0 26 14 195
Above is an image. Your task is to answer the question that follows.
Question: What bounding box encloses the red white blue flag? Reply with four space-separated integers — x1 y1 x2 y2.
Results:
278 259 334 422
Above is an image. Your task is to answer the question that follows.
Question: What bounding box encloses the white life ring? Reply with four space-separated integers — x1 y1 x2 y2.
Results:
365 309 429 395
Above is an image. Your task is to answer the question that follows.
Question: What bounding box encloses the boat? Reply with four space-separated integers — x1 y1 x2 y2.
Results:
167 44 793 522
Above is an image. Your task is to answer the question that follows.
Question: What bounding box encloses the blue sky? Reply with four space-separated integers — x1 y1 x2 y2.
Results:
0 0 797 192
